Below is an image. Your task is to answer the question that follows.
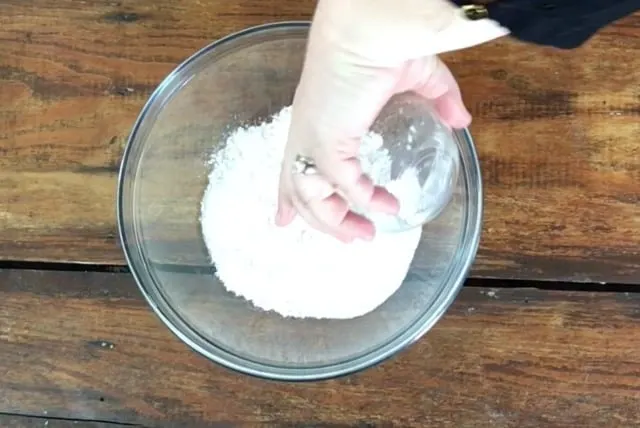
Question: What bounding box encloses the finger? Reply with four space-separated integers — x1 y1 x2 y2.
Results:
318 156 400 217
412 58 471 129
306 192 350 229
275 193 296 227
293 177 369 240
302 200 375 243
291 182 376 242
291 194 355 243
305 194 376 242
340 210 375 241
275 169 298 227
291 172 336 206
433 94 472 129
291 172 356 239
326 157 371 209
350 173 400 216
370 186 400 215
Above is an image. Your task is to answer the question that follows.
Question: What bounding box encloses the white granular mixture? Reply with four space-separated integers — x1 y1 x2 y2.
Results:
201 106 422 319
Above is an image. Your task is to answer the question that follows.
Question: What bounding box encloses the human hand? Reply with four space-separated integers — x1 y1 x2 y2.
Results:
275 0 508 242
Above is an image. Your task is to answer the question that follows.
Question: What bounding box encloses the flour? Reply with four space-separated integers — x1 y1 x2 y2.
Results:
200 106 423 319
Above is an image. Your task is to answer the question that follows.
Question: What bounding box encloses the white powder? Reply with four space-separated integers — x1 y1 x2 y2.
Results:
201 106 422 319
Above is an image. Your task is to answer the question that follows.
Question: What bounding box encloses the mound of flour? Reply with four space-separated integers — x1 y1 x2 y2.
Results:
201 106 422 319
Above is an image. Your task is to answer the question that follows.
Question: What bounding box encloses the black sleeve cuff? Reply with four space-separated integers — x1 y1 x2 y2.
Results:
451 1 640 49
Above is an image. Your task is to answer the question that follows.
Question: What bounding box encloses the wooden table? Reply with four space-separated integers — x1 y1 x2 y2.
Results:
1 1 639 426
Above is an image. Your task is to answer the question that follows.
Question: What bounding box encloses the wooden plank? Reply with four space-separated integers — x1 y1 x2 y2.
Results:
0 0 639 283
0 414 135 427
2 269 640 427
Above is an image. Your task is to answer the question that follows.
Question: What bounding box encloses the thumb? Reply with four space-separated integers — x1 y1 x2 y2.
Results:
275 191 296 227
412 57 471 129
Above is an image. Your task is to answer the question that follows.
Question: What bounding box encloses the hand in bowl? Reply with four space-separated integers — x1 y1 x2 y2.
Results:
275 0 508 242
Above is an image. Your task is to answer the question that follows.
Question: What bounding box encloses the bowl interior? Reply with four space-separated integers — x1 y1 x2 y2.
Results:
118 23 480 379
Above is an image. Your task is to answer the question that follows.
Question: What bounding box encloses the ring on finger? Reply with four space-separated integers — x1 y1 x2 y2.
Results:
292 154 318 176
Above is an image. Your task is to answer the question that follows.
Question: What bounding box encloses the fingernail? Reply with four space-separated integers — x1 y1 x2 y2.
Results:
461 109 472 127
274 207 288 227
338 236 353 244
361 229 375 242
437 96 472 129
275 203 296 227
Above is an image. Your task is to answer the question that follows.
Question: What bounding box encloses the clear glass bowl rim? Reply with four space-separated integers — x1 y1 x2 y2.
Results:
116 21 483 382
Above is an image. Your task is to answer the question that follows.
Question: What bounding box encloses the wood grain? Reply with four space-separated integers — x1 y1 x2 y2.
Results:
0 0 639 283
1 414 134 427
2 269 640 427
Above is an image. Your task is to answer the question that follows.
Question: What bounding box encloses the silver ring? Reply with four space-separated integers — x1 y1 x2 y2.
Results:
292 154 318 175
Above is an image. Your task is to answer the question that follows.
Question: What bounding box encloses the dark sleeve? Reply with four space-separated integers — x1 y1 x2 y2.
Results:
451 1 640 49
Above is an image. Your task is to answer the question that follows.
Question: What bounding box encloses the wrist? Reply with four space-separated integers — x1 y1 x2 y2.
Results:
311 0 508 67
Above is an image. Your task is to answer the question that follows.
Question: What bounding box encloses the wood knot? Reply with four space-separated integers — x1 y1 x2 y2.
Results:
103 12 142 23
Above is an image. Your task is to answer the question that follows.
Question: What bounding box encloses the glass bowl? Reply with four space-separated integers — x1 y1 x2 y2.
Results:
117 21 483 381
